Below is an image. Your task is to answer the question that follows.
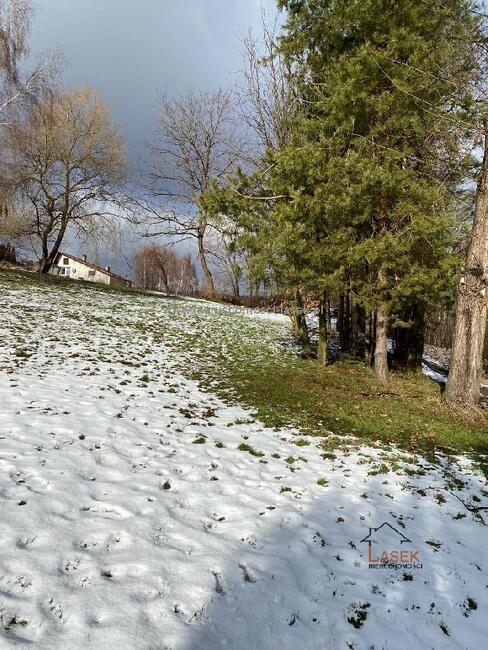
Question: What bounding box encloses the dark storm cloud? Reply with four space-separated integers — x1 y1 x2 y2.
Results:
29 0 278 169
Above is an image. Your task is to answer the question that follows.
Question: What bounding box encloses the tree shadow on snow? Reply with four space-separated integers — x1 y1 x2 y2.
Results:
182 465 487 650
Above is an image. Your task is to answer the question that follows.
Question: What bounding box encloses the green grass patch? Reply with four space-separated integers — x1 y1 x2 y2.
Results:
237 443 265 457
196 341 488 457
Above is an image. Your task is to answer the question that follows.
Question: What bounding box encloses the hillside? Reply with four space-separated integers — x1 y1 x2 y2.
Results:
0 269 487 649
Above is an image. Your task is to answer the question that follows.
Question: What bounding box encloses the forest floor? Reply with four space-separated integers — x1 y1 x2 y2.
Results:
1 268 487 649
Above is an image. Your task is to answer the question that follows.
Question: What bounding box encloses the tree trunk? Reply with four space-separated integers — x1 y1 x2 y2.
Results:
338 290 352 353
159 265 170 294
350 301 360 358
406 320 424 371
197 228 216 298
445 119 488 405
37 219 68 274
290 286 312 357
318 290 328 365
231 269 240 298
374 266 389 382
394 306 425 371
364 310 374 366
290 287 301 337
484 321 488 362
351 303 366 360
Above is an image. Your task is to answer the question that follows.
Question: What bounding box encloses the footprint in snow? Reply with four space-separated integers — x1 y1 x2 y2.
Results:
41 598 66 625
0 574 33 597
79 503 132 520
62 557 81 573
212 571 225 594
239 563 257 583
16 536 36 549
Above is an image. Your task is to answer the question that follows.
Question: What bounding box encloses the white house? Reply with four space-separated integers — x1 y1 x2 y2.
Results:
51 252 132 288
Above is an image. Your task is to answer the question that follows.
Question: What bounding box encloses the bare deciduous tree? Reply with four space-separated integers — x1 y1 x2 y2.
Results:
147 89 245 297
134 244 175 293
0 0 32 83
239 15 297 152
0 0 52 123
176 252 200 296
133 243 199 295
0 0 56 242
2 87 126 272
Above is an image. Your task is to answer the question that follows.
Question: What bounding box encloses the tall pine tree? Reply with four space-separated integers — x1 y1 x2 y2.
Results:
277 0 481 380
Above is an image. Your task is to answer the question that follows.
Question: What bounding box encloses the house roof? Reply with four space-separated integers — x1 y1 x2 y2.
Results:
56 251 131 284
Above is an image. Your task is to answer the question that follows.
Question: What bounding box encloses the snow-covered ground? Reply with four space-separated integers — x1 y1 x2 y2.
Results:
1 273 487 649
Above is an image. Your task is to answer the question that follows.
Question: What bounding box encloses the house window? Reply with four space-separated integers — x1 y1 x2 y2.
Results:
88 270 95 277
63 257 69 265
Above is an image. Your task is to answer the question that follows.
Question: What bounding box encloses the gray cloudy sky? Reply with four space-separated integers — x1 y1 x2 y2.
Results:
29 0 278 169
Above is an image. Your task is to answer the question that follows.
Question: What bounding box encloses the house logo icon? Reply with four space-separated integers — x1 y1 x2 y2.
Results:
360 522 422 569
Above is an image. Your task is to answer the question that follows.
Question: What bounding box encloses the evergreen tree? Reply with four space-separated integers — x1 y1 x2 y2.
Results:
277 0 481 380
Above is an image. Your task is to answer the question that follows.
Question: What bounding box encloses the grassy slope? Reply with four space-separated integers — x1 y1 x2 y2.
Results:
202 350 488 454
3 267 487 459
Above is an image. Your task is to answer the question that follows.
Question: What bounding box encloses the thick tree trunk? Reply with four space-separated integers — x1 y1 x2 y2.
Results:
374 266 389 382
290 287 301 337
445 120 488 405
375 303 389 382
406 325 424 370
318 290 328 365
197 229 216 298
37 230 51 273
37 219 68 274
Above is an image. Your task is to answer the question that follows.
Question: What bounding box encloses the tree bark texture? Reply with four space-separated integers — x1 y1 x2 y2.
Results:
374 265 389 382
445 120 488 405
